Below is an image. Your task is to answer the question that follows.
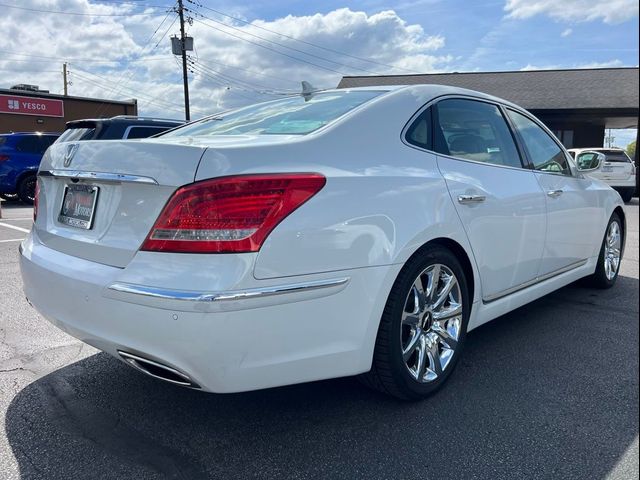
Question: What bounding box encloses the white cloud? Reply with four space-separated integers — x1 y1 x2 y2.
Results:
505 0 639 24
561 28 573 37
1 3 452 119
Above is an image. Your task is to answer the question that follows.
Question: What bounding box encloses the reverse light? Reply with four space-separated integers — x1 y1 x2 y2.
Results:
141 173 326 253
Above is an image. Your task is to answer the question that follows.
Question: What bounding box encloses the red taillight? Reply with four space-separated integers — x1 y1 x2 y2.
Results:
33 179 40 222
141 173 326 253
0 155 10 162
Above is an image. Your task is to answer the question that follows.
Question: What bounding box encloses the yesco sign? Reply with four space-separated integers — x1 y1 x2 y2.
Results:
0 94 64 117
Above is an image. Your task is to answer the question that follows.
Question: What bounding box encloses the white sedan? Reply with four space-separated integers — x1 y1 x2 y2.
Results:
20 85 626 399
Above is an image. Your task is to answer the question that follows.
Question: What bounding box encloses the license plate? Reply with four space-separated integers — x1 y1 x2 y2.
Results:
58 184 99 229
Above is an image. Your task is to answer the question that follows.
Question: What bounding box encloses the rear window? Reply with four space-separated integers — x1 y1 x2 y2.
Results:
15 135 58 154
164 90 384 137
57 127 97 143
601 150 632 163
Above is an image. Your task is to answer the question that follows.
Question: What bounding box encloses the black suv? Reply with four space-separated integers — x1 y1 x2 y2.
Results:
55 116 183 143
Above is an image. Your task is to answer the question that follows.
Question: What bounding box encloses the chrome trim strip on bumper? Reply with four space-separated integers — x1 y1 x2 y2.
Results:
108 277 350 302
39 170 158 185
483 259 588 303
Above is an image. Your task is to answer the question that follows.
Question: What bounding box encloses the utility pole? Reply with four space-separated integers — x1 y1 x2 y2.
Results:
63 63 68 96
177 0 190 121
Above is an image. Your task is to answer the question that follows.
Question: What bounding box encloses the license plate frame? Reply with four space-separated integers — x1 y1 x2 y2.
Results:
58 184 99 230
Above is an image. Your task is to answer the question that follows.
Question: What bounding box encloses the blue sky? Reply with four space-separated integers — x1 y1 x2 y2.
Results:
1 0 638 145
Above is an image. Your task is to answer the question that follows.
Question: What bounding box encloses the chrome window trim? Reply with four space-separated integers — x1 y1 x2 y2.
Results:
39 170 158 185
108 277 350 302
483 259 588 303
400 94 530 173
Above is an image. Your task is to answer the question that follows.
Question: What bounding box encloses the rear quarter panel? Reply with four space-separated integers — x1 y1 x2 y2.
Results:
193 87 480 299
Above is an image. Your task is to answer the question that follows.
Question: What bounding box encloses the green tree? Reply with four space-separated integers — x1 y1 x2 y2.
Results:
627 140 636 159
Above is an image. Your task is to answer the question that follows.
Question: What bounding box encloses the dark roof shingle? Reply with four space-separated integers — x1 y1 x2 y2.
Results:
337 68 639 110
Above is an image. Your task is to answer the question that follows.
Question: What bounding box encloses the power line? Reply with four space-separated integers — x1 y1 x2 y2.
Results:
0 2 169 16
70 68 208 115
186 8 381 75
186 0 419 74
189 58 296 94
191 17 348 76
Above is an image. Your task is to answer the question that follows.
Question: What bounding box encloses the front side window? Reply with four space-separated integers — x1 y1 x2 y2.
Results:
507 110 571 175
165 90 384 137
433 99 522 168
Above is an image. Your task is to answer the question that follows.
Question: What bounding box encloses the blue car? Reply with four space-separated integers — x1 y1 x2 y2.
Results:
0 132 60 204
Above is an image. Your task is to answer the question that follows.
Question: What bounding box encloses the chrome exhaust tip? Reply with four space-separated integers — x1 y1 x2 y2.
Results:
117 351 200 389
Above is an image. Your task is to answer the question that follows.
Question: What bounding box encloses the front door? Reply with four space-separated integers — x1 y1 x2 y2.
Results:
506 109 600 275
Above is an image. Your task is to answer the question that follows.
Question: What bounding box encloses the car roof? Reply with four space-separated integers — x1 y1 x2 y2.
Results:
65 116 183 128
334 84 525 109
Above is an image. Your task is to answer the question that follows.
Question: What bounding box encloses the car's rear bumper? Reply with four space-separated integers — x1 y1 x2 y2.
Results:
19 231 397 393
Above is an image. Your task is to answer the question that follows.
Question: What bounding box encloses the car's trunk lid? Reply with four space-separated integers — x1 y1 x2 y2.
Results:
35 139 207 267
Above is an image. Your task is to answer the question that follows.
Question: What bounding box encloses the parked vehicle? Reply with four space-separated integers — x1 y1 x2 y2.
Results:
0 132 60 203
568 148 636 202
55 115 183 143
20 86 625 399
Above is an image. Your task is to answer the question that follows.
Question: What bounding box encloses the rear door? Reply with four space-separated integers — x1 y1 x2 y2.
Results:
506 109 601 275
431 98 547 302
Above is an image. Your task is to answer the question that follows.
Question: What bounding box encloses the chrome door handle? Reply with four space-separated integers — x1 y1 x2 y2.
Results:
547 189 564 198
457 194 486 204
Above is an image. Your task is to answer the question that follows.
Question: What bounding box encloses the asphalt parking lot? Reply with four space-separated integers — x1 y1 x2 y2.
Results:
0 199 638 480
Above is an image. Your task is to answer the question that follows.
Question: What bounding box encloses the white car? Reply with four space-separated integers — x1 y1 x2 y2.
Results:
20 86 626 399
568 148 636 203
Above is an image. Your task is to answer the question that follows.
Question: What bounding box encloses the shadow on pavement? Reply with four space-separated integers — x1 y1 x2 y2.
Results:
6 278 639 479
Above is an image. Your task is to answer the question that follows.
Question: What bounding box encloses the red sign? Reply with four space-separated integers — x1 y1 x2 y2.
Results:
0 94 64 118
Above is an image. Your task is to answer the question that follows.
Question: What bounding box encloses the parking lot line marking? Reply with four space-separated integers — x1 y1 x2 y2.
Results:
0 238 23 243
0 222 30 233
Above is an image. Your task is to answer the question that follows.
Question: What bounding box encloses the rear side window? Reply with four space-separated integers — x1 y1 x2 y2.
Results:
507 109 571 176
164 90 384 137
405 108 432 149
0 136 6 146
125 126 170 139
433 99 522 168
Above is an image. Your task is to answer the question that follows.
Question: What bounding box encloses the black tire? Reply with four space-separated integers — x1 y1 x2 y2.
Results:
619 189 635 204
0 193 19 201
17 174 37 205
585 212 623 289
360 245 470 400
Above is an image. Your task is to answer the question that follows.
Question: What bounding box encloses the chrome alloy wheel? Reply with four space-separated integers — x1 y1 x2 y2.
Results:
401 264 462 383
604 221 622 281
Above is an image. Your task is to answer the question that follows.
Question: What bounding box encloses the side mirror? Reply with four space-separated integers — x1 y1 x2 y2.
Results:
576 152 604 172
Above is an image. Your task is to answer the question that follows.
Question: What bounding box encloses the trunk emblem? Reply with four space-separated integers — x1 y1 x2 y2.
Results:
63 144 79 167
